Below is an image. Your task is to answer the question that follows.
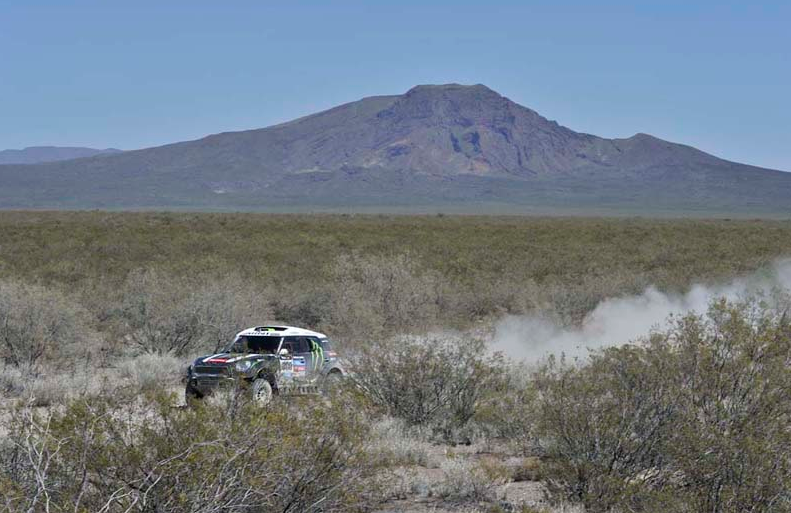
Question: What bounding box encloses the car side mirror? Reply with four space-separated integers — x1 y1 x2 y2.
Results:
279 348 290 357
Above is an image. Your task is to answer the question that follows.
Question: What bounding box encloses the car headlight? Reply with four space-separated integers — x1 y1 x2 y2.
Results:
235 360 253 372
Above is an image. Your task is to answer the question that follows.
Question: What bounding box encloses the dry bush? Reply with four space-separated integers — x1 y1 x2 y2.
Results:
434 457 510 503
0 280 89 369
350 335 505 442
117 352 185 392
270 286 333 329
510 457 545 483
534 298 791 513
21 374 89 407
116 269 268 355
453 276 541 320
0 389 383 513
328 253 444 341
0 365 25 397
0 281 97 407
4 213 791 337
3 367 107 407
116 269 203 354
542 272 650 326
534 346 679 511
0 369 102 408
366 416 434 467
471 365 537 454
195 274 270 351
668 299 791 512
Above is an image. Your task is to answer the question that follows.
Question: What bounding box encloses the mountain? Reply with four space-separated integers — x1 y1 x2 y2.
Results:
0 84 788 215
0 146 122 165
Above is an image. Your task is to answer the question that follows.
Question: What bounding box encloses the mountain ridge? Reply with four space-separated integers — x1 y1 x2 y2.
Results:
0 146 122 165
0 84 788 215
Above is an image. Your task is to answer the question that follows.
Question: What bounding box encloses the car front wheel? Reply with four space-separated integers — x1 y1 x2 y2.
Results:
251 378 273 405
185 381 203 406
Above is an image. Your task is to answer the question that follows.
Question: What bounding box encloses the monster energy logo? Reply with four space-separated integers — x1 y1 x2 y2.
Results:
312 340 324 372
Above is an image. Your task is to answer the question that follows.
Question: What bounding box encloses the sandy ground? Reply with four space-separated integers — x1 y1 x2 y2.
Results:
372 440 550 512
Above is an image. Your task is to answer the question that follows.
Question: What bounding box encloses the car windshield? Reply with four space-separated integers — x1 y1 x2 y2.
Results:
225 336 282 354
319 337 334 351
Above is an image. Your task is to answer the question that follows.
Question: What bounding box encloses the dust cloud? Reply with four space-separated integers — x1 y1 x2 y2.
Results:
492 259 791 364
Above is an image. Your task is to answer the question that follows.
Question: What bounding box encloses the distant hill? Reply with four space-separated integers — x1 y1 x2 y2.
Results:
0 146 122 165
0 84 788 216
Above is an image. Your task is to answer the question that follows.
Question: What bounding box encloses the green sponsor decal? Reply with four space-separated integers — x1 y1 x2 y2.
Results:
311 339 324 372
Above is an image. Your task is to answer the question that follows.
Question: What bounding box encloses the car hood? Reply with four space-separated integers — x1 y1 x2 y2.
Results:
192 352 277 367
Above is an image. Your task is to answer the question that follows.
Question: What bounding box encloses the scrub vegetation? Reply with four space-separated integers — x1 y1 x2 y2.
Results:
2 211 791 330
1 211 791 512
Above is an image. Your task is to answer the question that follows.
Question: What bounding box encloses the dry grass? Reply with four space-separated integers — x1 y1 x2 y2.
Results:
434 456 510 503
0 365 108 407
367 417 436 467
117 353 186 392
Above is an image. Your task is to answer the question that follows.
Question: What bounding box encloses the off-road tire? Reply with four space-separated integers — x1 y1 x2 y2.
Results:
185 381 203 405
322 370 343 393
251 378 273 405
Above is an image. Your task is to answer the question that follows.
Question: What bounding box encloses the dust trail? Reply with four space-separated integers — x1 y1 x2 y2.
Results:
492 259 791 364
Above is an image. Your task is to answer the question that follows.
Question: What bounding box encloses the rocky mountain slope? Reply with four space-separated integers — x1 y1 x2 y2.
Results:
0 84 788 215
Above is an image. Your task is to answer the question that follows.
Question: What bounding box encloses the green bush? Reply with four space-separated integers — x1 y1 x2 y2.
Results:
669 298 791 512
0 390 383 513
0 279 90 369
472 365 537 454
349 335 505 441
1 212 790 342
116 269 267 355
533 298 791 513
328 253 445 342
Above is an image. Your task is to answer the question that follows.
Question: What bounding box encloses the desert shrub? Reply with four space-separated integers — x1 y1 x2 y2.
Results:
0 389 383 513
0 364 105 406
328 253 444 341
0 365 26 397
533 344 680 511
19 375 66 407
117 270 267 355
20 373 81 407
453 276 541 320
510 456 545 483
270 286 333 329
543 272 650 326
2 213 791 344
118 352 185 392
116 269 203 355
350 335 505 441
667 299 791 512
434 457 510 503
472 365 537 454
195 274 269 351
527 505 587 513
366 416 437 468
0 280 89 368
534 298 791 513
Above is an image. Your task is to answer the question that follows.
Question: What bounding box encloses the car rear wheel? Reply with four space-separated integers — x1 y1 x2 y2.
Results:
251 378 273 405
185 381 202 405
322 370 343 392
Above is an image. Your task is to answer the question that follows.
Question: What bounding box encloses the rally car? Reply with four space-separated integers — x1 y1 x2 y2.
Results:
184 325 344 404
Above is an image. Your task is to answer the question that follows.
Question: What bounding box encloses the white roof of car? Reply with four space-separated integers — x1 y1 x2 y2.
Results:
235 325 327 338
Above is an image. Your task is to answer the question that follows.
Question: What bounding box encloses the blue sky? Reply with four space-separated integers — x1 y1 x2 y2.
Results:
1 1 789 170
